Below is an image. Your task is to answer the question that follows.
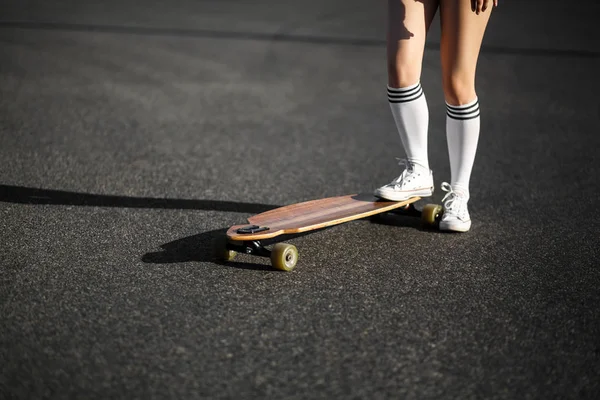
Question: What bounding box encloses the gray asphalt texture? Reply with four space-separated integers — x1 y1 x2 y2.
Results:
1 1 599 399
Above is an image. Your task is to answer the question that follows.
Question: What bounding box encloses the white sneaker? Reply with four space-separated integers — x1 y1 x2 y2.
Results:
439 182 471 232
374 159 434 201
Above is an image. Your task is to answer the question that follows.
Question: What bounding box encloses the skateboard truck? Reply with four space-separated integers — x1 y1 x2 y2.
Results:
236 225 270 234
227 240 271 257
216 237 299 272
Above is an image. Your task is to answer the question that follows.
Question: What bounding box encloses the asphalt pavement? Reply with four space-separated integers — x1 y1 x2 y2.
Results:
1 1 599 399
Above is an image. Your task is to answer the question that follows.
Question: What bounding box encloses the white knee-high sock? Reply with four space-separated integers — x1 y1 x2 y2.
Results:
388 82 429 170
446 98 481 198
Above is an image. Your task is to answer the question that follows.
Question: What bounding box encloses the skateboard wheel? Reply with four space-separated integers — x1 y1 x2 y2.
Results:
214 235 237 262
421 204 443 226
270 243 298 272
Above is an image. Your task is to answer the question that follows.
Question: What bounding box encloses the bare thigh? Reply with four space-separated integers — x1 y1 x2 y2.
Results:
387 0 439 88
439 0 492 105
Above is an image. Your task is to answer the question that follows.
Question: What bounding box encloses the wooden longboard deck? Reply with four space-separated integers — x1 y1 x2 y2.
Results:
226 193 420 241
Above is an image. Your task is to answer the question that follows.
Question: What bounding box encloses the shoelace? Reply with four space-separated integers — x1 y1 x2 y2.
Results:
391 158 415 187
441 182 467 216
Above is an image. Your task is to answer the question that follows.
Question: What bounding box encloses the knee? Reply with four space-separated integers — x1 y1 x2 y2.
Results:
442 74 477 105
387 60 421 88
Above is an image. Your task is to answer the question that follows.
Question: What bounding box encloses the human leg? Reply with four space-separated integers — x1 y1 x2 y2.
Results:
376 0 439 201
439 0 493 231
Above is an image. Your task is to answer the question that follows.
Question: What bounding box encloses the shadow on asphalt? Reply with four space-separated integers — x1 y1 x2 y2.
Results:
141 228 279 271
141 213 430 271
141 228 338 271
2 21 599 59
0 184 278 213
0 184 284 270
0 184 434 270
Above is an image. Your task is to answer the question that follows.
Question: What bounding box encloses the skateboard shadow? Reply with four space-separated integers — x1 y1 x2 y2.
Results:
141 228 319 271
367 199 435 232
369 212 427 231
141 228 275 271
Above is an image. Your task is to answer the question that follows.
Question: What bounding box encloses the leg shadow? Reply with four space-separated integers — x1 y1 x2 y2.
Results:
0 184 283 270
0 184 278 213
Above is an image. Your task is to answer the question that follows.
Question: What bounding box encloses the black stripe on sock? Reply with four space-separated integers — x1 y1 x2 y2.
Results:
446 110 481 120
387 84 421 97
388 87 423 103
446 101 479 114
446 101 480 120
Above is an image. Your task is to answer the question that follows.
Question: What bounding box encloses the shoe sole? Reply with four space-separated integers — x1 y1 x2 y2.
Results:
373 187 434 202
439 220 471 232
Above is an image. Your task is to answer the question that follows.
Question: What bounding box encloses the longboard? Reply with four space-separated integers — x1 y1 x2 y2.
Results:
216 193 442 271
